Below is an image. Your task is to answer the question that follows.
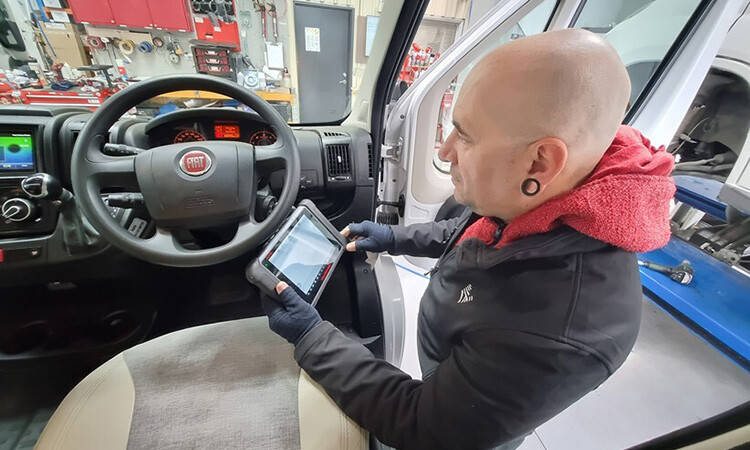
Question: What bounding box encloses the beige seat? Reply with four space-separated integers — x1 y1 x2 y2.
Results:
35 318 368 450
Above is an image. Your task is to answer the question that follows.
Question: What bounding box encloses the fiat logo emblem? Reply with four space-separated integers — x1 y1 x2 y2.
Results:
179 150 212 176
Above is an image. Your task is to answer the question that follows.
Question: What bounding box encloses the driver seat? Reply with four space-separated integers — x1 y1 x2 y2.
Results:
35 318 368 449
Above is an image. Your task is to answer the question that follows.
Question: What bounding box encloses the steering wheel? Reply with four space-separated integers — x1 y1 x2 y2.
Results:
71 75 300 267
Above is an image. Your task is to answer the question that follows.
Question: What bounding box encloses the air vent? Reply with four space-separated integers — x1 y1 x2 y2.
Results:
326 144 351 178
323 131 347 137
367 143 373 179
0 178 20 188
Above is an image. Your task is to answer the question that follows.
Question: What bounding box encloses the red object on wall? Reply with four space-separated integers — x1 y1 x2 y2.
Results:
148 0 193 31
194 18 240 49
67 0 192 31
67 0 115 26
109 0 153 28
24 89 110 111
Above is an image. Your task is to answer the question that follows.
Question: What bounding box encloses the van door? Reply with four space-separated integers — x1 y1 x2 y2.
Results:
378 0 749 269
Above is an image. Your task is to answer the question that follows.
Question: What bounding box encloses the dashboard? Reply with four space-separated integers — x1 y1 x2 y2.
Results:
0 106 375 271
147 116 277 147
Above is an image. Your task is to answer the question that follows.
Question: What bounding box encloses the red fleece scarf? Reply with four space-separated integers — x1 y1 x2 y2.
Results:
456 125 676 253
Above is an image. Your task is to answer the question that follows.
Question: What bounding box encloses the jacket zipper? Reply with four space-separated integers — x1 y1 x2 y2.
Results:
425 218 506 276
490 219 507 245
424 222 462 276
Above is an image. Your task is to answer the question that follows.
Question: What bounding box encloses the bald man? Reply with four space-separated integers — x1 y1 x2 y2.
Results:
261 29 676 449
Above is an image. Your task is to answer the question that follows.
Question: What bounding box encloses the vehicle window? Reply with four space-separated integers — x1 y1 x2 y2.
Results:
573 0 703 109
416 0 559 173
0 0 393 124
670 67 750 181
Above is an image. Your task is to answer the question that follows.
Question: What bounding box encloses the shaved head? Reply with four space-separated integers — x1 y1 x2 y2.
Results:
439 29 631 219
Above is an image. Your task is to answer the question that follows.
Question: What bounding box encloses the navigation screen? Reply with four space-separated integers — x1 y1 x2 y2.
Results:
0 134 34 171
263 210 341 298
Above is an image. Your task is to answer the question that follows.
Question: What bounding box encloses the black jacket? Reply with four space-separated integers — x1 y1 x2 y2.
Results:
294 211 642 449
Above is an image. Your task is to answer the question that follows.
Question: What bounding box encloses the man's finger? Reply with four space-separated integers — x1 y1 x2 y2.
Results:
276 281 289 294
347 222 366 237
277 285 303 307
341 226 351 237
260 295 283 316
346 241 357 252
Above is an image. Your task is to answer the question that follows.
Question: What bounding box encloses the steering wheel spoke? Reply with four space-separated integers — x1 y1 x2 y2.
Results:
146 227 184 254
89 155 139 191
235 215 263 240
255 143 291 173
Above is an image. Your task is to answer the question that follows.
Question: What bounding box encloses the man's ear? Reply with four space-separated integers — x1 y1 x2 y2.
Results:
527 137 568 194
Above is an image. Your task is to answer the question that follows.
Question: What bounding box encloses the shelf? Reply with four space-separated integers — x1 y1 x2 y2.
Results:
157 90 294 103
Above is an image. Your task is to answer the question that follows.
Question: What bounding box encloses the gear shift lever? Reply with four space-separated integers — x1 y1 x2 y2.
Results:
22 173 102 254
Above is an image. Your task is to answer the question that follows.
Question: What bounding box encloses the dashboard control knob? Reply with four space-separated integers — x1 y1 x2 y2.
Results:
1 198 37 222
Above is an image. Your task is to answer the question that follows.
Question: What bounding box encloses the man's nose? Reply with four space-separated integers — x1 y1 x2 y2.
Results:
437 137 456 164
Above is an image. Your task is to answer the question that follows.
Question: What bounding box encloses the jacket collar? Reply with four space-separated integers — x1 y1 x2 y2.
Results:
455 226 611 270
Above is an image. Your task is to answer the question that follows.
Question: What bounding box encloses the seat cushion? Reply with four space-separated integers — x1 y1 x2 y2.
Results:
36 318 367 450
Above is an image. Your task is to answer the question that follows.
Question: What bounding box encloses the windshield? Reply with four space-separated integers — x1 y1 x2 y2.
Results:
0 0 391 124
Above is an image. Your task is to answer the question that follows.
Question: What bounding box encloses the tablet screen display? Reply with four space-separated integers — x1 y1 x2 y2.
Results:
261 208 343 300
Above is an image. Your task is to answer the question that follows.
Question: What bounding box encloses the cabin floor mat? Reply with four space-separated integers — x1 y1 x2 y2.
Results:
0 408 54 450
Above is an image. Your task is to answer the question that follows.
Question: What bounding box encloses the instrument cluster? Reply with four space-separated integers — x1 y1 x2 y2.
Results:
154 118 277 146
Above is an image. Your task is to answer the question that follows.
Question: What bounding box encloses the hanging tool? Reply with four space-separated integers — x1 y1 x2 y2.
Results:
137 41 153 53
218 0 234 23
165 34 181 64
86 36 105 50
152 36 164 48
638 260 695 285
117 39 135 55
113 39 133 64
100 37 118 67
167 33 184 54
267 2 278 42
253 1 267 40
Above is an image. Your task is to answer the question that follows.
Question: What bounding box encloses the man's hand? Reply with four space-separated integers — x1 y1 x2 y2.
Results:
341 221 395 253
261 282 323 345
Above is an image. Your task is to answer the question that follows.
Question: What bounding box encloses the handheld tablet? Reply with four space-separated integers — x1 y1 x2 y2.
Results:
246 199 346 306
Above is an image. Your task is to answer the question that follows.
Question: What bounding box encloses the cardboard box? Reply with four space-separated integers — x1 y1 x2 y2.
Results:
41 22 90 68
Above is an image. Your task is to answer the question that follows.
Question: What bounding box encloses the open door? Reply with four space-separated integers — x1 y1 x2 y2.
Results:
378 0 749 269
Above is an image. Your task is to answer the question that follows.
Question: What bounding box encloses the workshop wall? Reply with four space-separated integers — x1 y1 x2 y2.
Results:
74 0 389 122
84 27 197 78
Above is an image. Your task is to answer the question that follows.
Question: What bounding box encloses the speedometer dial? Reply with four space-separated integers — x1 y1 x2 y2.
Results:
174 129 206 143
249 130 277 146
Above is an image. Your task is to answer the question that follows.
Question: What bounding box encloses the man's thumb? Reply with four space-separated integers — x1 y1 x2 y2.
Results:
276 281 289 294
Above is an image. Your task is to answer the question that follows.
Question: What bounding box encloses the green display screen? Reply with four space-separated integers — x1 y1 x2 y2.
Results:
0 134 34 171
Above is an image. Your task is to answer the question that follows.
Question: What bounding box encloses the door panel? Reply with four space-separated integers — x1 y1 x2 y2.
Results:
67 0 115 26
382 0 748 271
293 3 354 123
109 0 152 28
148 0 193 31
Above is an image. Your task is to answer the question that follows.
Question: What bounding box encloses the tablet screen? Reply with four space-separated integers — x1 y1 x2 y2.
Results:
261 208 343 300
